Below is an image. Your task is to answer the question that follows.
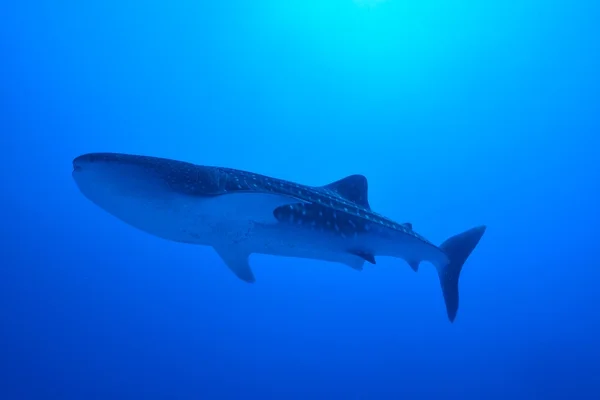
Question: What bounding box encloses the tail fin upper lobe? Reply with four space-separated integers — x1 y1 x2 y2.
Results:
437 225 487 322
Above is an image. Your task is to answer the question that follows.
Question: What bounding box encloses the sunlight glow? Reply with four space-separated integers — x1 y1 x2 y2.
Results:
354 0 387 7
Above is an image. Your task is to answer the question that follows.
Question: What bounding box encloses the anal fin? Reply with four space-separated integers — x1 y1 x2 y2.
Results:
214 246 255 283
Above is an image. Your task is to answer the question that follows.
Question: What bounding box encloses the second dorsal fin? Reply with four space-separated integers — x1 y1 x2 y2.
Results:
323 174 370 209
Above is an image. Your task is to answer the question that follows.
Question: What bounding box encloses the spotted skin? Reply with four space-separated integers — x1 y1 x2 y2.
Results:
215 166 437 249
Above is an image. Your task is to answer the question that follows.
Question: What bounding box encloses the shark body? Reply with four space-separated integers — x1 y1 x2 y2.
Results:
72 152 486 322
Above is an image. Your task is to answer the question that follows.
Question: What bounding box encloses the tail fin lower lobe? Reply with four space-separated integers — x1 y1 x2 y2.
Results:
437 225 486 322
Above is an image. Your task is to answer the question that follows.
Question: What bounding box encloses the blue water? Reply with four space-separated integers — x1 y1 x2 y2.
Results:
2 1 599 398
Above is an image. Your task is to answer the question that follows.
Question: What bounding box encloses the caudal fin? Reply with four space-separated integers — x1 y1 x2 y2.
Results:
437 225 486 322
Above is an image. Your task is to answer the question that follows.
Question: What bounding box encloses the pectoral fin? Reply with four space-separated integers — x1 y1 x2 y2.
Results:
408 260 420 272
342 256 365 271
349 250 376 265
214 246 255 283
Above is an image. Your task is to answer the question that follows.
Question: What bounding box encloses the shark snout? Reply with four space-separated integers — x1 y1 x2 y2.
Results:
72 153 122 173
71 152 171 195
72 154 93 172
72 153 101 171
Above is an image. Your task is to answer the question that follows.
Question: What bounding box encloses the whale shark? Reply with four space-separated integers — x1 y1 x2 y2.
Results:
72 152 486 322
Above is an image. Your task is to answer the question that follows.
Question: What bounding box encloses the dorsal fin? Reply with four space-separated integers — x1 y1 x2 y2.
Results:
323 174 370 209
402 222 413 230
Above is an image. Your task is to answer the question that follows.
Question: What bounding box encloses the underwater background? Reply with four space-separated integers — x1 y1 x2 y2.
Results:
1 0 599 398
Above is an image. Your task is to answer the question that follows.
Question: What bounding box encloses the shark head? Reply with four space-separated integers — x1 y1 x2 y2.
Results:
72 152 225 202
74 153 181 207
71 152 309 243
71 153 231 236
73 153 164 201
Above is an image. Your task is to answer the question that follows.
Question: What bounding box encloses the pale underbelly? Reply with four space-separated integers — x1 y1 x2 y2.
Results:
99 194 446 268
